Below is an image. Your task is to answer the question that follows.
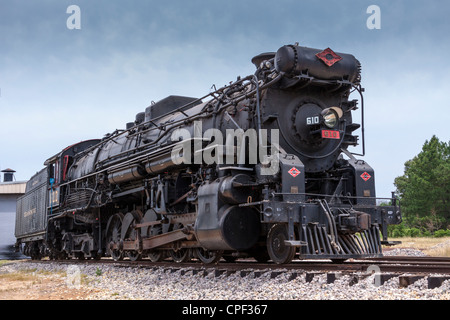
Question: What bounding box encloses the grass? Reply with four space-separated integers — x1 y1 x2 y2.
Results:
0 264 95 297
0 267 42 286
0 271 36 282
0 260 11 267
385 236 450 257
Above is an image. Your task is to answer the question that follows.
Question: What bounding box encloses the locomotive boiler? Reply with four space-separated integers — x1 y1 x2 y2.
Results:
15 43 401 264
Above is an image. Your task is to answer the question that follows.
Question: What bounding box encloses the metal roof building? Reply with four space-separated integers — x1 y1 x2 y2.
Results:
0 181 27 195
0 169 27 259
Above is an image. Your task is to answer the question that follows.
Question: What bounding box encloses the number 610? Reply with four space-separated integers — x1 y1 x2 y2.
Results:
306 116 320 125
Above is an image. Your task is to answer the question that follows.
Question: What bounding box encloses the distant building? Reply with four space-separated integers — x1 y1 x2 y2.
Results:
1 168 17 182
0 169 27 259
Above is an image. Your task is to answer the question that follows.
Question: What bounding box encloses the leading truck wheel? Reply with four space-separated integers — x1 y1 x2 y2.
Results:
267 223 296 264
195 248 223 264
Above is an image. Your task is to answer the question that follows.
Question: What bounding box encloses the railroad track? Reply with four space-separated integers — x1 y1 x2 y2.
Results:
27 255 450 289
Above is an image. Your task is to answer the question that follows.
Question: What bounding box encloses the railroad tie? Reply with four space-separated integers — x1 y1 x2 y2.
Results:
427 276 450 289
399 275 425 288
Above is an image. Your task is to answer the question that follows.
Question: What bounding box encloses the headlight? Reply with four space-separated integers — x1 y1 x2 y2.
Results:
322 109 338 128
321 107 343 128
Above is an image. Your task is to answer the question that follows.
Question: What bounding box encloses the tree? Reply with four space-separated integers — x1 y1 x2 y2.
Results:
394 135 450 232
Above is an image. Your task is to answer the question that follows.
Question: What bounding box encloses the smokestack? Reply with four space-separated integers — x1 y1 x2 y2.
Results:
1 168 16 182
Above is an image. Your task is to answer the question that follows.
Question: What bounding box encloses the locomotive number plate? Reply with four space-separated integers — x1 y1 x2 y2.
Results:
321 130 340 139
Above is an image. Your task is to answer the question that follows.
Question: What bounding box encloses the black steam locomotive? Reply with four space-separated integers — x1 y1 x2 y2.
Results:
15 43 401 264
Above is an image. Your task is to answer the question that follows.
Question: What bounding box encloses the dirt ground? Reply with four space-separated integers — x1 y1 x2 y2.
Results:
0 263 102 300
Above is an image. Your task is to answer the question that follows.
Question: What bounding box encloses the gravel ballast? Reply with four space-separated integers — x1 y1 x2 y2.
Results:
1 249 449 301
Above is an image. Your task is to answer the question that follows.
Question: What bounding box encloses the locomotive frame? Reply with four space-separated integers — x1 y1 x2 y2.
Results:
15 43 402 264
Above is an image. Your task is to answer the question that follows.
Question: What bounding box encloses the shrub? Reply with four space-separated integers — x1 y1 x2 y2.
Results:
388 224 405 237
405 227 422 237
433 229 450 238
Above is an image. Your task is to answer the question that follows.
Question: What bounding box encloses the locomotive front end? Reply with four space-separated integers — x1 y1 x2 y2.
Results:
247 44 402 263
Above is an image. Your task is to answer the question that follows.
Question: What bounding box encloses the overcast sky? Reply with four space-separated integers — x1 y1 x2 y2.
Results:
0 0 449 198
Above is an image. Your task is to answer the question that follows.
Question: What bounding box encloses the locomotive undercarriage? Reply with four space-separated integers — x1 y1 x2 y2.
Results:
40 151 400 265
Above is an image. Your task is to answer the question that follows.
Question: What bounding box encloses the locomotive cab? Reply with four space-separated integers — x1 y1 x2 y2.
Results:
44 139 101 212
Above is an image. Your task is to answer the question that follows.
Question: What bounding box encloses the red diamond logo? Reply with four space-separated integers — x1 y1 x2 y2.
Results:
360 172 372 182
316 48 342 67
288 167 301 178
